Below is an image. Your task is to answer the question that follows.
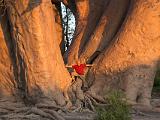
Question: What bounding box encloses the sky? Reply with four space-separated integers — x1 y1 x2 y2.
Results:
61 2 75 49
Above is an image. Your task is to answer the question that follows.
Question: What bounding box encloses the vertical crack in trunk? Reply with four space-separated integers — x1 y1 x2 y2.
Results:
79 0 130 63
0 14 16 97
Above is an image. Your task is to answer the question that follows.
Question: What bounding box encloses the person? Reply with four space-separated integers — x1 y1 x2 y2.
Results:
66 60 93 102
66 60 93 83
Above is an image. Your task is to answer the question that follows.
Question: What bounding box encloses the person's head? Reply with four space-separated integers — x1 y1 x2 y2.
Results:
76 59 81 65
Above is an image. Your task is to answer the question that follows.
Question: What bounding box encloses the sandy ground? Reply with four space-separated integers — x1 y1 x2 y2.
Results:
132 112 160 120
131 97 160 120
0 93 159 120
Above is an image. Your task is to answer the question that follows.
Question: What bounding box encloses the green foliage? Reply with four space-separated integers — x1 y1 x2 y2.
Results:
96 91 131 120
153 69 160 91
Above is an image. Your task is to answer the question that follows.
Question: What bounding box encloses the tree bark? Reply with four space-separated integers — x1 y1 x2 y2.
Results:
53 2 66 54
65 0 90 64
0 17 15 97
5 0 71 105
87 0 160 107
0 0 159 117
79 0 130 63
65 0 111 64
53 3 63 45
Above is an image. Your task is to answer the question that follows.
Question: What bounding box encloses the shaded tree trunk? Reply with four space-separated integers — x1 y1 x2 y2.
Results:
53 3 62 45
65 0 90 64
0 17 15 97
65 0 111 64
79 0 130 62
53 2 66 54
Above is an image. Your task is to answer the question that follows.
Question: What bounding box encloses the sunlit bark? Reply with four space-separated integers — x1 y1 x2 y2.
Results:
87 0 160 107
5 0 71 105
0 0 159 116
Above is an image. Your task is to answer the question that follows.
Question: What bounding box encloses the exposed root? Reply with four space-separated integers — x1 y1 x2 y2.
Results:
0 106 64 120
68 75 108 113
136 111 154 117
0 105 16 111
0 97 17 102
25 107 56 120
1 114 44 120
65 100 73 110
85 91 106 103
83 95 95 111
36 103 64 110
72 105 82 112
71 78 84 101
0 108 9 115
0 94 160 120
85 93 109 107
43 108 65 120
1 83 158 120
13 107 30 113
0 99 66 120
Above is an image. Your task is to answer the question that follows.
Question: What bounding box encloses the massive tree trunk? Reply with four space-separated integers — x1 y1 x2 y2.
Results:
4 0 71 105
66 0 160 108
88 0 160 106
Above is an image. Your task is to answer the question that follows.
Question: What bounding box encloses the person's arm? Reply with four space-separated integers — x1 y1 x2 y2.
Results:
65 65 72 68
86 64 93 67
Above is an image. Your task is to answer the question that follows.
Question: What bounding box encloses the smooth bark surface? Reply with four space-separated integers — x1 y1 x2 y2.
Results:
6 0 71 105
87 0 160 106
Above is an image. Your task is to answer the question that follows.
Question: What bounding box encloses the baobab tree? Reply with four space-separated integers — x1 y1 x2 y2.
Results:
66 0 160 108
0 0 160 119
